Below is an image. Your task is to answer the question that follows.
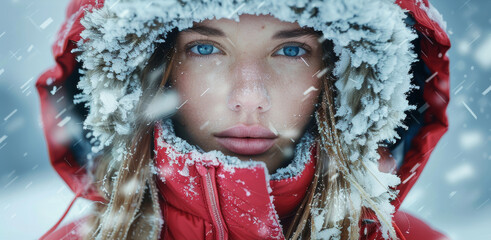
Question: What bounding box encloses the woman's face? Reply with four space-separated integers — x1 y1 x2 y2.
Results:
169 14 324 173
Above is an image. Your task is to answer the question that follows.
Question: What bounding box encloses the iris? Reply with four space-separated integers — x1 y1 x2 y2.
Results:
276 46 307 57
282 46 300 57
191 44 219 55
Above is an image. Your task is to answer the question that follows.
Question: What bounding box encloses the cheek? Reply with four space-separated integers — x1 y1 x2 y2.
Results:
270 64 322 130
171 61 228 128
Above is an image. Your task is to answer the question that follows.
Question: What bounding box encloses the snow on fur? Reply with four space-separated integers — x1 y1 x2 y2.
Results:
75 0 418 238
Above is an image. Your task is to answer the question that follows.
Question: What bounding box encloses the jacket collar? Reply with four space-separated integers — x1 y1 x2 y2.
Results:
153 119 316 237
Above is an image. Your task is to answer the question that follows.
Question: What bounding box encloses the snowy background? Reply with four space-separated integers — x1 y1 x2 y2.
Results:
0 0 489 239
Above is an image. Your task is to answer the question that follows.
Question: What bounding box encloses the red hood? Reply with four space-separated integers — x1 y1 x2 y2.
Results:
392 0 450 211
36 0 450 224
36 0 105 202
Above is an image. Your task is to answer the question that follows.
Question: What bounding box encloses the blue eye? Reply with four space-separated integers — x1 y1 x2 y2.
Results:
189 44 220 55
275 46 307 57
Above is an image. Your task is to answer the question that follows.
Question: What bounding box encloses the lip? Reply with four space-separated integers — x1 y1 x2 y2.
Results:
214 124 278 155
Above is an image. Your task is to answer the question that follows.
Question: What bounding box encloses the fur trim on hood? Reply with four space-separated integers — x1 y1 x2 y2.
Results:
76 0 418 163
73 0 419 238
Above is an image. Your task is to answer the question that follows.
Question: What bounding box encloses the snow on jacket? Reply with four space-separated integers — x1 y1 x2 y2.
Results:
36 0 451 239
154 120 318 239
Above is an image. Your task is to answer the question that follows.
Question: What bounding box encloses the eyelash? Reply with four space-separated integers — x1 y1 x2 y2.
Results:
184 41 311 60
185 41 224 59
273 42 311 60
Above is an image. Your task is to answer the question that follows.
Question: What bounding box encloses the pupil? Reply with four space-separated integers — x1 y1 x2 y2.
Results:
283 46 299 56
198 45 213 55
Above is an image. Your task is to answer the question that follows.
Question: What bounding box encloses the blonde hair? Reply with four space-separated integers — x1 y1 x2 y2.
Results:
82 30 178 240
82 28 396 240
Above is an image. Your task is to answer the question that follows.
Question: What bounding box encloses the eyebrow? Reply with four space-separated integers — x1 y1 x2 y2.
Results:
183 25 320 39
272 28 320 39
182 25 226 37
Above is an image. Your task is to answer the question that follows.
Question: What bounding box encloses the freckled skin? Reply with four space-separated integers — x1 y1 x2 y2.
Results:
168 14 324 173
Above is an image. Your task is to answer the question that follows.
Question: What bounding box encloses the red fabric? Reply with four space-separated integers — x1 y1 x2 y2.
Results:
41 210 448 240
36 0 105 203
269 155 316 219
41 216 89 240
37 0 451 239
393 211 449 240
393 0 451 211
154 123 316 239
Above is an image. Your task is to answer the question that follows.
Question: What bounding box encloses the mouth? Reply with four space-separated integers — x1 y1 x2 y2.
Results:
213 124 278 156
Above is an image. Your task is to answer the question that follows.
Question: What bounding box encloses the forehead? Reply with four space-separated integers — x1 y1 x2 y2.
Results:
192 14 304 33
182 14 319 41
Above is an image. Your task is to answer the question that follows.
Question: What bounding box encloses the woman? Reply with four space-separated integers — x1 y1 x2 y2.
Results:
37 0 451 239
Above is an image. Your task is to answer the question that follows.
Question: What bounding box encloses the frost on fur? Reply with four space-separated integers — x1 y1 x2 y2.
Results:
75 0 419 238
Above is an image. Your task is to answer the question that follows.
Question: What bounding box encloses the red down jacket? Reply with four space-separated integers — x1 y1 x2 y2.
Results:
36 0 451 239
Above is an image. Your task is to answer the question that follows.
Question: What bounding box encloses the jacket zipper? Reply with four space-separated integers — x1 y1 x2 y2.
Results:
205 167 226 240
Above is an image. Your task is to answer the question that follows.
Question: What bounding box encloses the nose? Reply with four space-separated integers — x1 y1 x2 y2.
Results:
227 61 271 113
